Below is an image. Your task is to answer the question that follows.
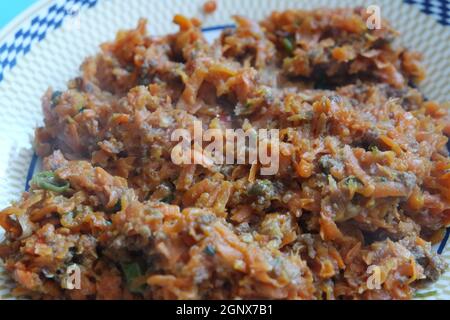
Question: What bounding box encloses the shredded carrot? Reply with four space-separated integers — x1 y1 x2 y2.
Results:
203 0 217 14
1 8 448 301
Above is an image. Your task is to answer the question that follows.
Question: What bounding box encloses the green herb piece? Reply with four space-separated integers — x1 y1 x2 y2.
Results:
121 262 145 294
248 179 275 198
342 176 363 197
414 290 437 298
138 74 152 86
343 176 362 188
204 245 216 256
31 171 70 193
108 200 122 213
319 155 339 174
369 145 380 154
161 193 175 204
125 65 135 73
282 38 294 55
376 176 389 183
51 91 63 107
159 181 175 203
73 102 85 113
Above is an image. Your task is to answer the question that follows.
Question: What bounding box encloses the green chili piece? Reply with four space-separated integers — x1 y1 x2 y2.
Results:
204 245 216 257
51 91 62 107
31 171 70 193
282 38 294 55
121 262 146 294
343 176 362 188
369 145 380 154
414 290 437 298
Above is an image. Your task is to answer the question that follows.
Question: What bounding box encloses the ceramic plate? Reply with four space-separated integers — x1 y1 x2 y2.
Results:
0 0 449 299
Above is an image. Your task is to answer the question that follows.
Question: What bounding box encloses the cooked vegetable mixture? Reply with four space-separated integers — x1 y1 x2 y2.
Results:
1 8 450 300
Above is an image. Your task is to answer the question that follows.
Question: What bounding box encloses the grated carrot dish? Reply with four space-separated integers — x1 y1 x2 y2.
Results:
1 8 449 300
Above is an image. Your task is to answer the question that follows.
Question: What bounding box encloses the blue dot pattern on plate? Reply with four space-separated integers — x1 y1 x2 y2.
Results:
404 0 450 26
0 0 97 83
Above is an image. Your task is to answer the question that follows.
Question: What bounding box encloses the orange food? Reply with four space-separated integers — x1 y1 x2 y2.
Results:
203 0 217 14
0 8 449 300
